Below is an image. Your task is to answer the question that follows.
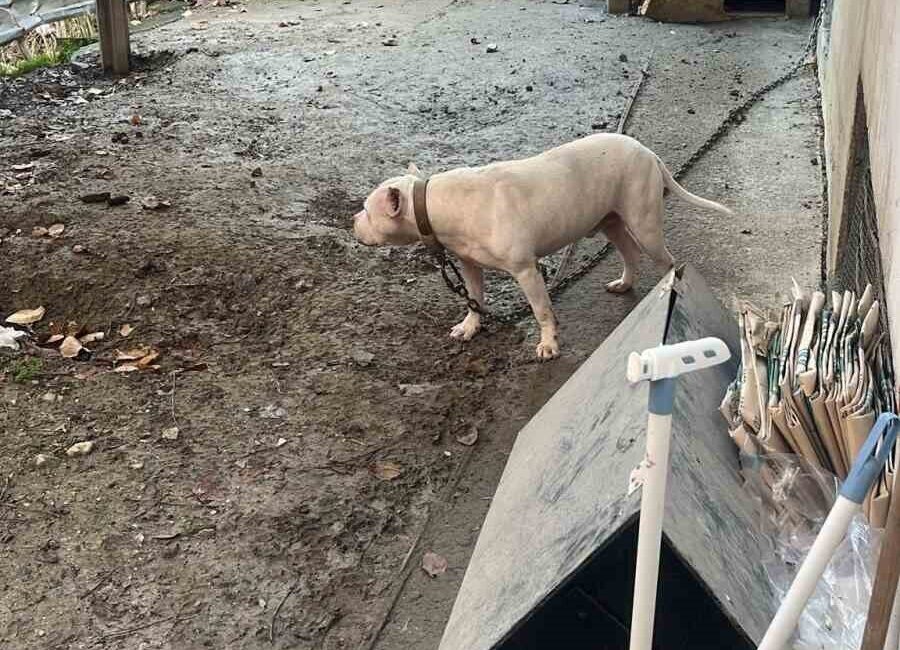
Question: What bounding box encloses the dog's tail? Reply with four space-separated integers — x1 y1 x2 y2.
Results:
656 157 733 215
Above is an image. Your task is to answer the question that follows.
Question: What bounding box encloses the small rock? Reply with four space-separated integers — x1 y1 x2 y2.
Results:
73 244 86 254
32 226 49 237
456 426 478 446
161 426 180 440
130 460 144 469
810 157 819 166
80 191 111 204
41 392 58 403
485 44 499 53
107 195 130 206
259 404 287 419
382 37 398 46
352 349 375 367
687 108 696 115
470 37 481 45
618 53 628 62
741 228 752 235
34 454 49 467
136 294 152 307
276 437 287 447
251 167 263 178
141 196 171 210
591 121 608 130
66 441 94 457
525 84 533 92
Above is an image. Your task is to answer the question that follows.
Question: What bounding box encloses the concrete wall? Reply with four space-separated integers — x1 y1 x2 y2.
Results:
818 0 900 366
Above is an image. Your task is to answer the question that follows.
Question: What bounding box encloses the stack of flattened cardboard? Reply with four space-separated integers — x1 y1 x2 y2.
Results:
721 281 899 527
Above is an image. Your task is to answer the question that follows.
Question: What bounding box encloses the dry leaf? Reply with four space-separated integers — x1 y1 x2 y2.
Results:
119 323 135 337
74 368 103 380
66 321 82 336
116 347 151 362
456 426 478 446
422 551 448 578
136 350 160 369
113 364 139 373
161 426 179 440
45 334 64 345
130 114 142 126
80 332 105 344
48 223 65 237
372 460 402 481
6 306 45 325
59 336 83 358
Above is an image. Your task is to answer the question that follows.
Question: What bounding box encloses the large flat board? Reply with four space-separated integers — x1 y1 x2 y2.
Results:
439 265 779 650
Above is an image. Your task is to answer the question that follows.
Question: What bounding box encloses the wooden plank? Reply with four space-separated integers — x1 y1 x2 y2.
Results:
607 0 631 14
861 469 900 650
96 0 129 75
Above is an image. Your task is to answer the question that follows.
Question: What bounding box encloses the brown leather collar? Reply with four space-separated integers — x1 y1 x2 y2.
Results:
412 178 443 257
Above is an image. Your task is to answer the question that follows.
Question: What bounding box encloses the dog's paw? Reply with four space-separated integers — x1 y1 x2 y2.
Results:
450 319 480 341
535 339 560 361
605 278 633 294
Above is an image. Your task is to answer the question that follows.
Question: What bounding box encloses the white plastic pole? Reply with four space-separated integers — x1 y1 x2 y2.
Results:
756 496 859 650
629 410 674 650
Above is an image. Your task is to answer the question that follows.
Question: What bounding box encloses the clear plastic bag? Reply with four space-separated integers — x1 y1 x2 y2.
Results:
740 451 881 650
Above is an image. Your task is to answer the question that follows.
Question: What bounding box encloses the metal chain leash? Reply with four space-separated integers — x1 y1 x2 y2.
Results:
441 12 824 325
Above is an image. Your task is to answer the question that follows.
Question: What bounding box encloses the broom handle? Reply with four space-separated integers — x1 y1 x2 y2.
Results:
629 379 675 650
757 496 859 650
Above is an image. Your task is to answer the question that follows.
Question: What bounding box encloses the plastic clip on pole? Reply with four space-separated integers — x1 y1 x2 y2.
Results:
757 412 900 650
626 337 731 650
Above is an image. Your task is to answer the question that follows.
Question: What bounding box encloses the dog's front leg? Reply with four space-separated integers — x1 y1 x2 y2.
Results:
513 264 559 360
449 259 484 341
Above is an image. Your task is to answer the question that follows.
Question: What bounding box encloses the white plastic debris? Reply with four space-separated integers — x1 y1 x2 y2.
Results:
0 326 26 350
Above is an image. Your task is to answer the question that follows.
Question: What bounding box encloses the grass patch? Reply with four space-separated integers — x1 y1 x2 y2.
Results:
3 356 43 383
0 37 96 77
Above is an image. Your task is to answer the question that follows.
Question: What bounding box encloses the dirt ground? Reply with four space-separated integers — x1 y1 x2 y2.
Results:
1 2 821 649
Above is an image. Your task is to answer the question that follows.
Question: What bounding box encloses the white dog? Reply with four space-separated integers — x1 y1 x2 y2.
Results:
352 134 731 360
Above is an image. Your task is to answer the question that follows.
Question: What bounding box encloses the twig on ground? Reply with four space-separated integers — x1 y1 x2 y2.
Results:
0 475 10 503
269 580 300 643
361 443 478 650
170 371 180 430
100 614 191 640
81 568 116 599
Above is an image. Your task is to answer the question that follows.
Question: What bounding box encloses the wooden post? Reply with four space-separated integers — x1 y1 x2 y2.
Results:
96 0 130 75
608 0 630 13
861 470 900 650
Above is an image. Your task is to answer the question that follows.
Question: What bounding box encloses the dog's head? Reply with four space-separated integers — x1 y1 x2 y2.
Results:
352 164 423 246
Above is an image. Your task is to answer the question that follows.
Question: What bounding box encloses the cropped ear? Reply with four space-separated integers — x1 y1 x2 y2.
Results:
383 186 401 217
407 162 422 178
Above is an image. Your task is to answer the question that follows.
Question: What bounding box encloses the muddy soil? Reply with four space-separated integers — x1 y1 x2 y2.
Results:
0 2 819 649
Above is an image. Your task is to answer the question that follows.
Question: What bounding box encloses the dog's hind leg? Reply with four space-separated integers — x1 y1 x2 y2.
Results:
600 213 642 293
